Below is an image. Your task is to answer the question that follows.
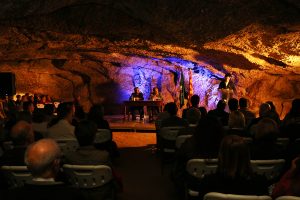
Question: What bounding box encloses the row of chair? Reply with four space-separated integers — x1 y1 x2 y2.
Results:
1 164 113 189
203 192 300 200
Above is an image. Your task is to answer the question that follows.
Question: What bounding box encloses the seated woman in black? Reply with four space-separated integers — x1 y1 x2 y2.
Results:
197 135 269 199
87 104 119 158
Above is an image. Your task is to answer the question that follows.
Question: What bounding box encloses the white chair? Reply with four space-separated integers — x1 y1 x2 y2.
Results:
276 138 290 148
251 159 285 180
0 165 32 188
243 137 253 144
2 141 14 151
276 196 300 200
94 129 112 144
204 192 272 200
63 164 113 188
175 135 192 149
56 139 78 154
186 159 219 197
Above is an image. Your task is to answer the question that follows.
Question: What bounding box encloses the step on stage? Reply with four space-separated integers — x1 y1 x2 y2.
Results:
105 115 156 132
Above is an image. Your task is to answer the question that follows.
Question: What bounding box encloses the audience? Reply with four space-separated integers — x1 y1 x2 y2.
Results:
196 135 269 199
207 100 229 126
228 98 239 112
182 95 201 125
47 102 76 140
4 138 85 200
227 110 248 136
266 101 281 125
160 102 188 128
281 98 300 140
239 97 256 126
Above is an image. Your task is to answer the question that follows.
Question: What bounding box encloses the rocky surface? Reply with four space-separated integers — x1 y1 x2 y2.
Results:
0 0 299 116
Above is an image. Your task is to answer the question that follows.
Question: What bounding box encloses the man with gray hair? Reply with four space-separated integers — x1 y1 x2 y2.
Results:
4 139 85 200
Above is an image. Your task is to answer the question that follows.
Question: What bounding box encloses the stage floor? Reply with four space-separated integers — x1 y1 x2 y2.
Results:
105 115 156 132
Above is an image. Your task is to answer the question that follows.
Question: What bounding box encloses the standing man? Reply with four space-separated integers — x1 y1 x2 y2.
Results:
129 87 144 120
218 73 236 102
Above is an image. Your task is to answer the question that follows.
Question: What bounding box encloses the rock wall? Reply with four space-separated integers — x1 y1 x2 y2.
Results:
0 0 299 117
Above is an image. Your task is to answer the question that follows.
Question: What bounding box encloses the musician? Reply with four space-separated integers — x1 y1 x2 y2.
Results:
148 87 163 121
129 87 144 120
218 73 236 101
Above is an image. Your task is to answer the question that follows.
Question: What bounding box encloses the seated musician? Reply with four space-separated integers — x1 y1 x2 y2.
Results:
129 87 144 120
148 87 163 121
218 73 236 102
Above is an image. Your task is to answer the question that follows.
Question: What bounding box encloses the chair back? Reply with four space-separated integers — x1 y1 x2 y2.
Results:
1 166 32 188
175 135 192 149
251 159 285 180
56 139 78 154
94 129 112 144
3 141 14 151
204 192 272 200
63 164 113 188
243 137 253 144
276 138 290 148
186 158 218 179
159 126 184 153
276 196 300 200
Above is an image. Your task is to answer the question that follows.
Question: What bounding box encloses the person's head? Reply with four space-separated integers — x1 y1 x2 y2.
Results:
57 102 74 122
88 104 104 121
44 104 55 116
266 101 276 112
228 98 239 112
40 95 46 103
28 95 34 102
290 98 300 117
253 118 279 141
194 116 224 157
190 95 200 107
218 135 252 178
134 87 140 94
75 120 98 146
259 103 271 117
216 100 226 111
10 120 34 146
228 111 245 129
224 73 231 82
166 102 178 116
16 95 21 100
25 139 61 179
239 98 249 109
23 101 34 114
153 87 159 94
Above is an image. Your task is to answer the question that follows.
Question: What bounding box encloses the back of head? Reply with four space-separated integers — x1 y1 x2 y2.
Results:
228 98 239 112
44 104 55 116
88 104 104 121
23 101 34 112
228 111 245 129
190 95 200 107
259 103 271 117
216 100 226 111
218 135 252 178
254 118 279 141
25 139 61 178
266 101 276 112
194 116 223 157
239 98 249 109
166 102 178 116
48 102 74 127
10 120 34 146
75 120 97 146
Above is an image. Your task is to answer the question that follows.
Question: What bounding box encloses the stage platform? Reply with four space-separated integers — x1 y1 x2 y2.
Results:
105 115 156 132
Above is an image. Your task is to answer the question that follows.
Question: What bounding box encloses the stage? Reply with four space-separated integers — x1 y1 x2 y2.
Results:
105 115 156 132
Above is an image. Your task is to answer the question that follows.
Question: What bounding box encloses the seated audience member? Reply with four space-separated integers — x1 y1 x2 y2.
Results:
250 118 284 160
182 95 201 125
148 87 163 121
196 135 269 199
129 87 144 120
32 110 49 138
247 103 272 130
228 98 239 112
173 116 224 197
227 111 248 136
64 120 110 166
0 121 34 166
160 102 188 128
4 139 85 200
272 157 300 198
73 94 85 121
281 98 300 140
207 100 229 126
239 97 256 126
47 102 76 140
199 106 207 118
15 95 22 108
87 104 119 158
23 101 35 115
266 101 281 125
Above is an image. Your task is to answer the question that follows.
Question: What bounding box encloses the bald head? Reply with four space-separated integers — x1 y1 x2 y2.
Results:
10 120 34 146
25 139 61 178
